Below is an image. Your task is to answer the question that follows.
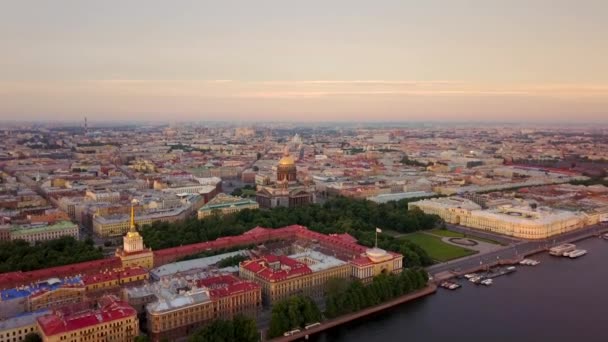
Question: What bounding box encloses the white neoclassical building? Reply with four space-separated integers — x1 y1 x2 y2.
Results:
409 197 585 239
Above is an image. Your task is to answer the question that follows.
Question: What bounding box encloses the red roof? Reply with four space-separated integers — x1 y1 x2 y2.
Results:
329 232 358 244
241 255 312 282
82 267 148 286
37 296 136 337
196 274 260 299
0 258 122 290
350 256 375 267
153 224 395 267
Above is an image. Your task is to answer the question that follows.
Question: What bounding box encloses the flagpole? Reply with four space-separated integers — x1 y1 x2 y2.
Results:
375 228 378 248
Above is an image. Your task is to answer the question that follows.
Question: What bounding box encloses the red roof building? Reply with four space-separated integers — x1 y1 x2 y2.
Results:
37 295 138 342
0 257 122 290
196 274 261 300
240 255 313 282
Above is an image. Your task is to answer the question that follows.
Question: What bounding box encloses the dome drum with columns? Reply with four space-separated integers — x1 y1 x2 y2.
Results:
255 145 315 209
277 153 297 183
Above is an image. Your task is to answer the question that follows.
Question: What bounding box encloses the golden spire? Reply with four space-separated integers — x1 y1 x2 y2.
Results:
129 202 136 232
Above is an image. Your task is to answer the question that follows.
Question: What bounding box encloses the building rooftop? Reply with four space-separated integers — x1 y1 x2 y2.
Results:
1 276 83 301
81 267 148 286
0 257 122 290
411 197 482 210
0 309 50 331
241 255 312 282
93 206 189 224
196 274 260 300
9 220 77 235
150 250 248 279
37 296 136 337
288 250 347 273
198 193 258 211
367 191 437 203
140 274 258 314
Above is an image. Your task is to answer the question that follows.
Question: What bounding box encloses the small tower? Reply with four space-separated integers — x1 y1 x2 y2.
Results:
116 200 154 269
124 202 144 253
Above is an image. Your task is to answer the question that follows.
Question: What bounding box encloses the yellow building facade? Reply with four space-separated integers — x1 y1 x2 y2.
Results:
0 311 47 342
144 275 261 342
409 197 586 239
239 252 351 305
28 287 85 312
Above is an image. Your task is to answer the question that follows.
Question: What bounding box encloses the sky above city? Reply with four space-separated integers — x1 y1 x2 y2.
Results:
0 0 607 122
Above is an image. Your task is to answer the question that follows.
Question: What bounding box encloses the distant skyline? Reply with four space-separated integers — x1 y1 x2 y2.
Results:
1 0 607 122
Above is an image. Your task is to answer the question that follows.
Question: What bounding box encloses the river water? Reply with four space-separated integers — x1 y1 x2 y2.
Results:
312 237 608 342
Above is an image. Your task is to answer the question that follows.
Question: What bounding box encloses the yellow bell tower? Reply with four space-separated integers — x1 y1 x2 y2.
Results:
116 200 154 269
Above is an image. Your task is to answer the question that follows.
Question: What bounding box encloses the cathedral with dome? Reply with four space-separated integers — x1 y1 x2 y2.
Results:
256 147 315 208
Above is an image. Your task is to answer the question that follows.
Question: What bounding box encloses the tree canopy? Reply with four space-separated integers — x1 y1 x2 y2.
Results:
0 236 103 273
400 155 429 167
217 254 248 268
23 333 42 342
140 197 441 267
267 296 322 338
188 315 258 342
325 268 429 319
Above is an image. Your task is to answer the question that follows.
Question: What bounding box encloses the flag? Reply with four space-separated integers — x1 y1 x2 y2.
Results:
376 227 382 233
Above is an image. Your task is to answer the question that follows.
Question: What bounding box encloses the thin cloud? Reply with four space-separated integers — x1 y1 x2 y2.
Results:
255 80 461 86
237 89 532 99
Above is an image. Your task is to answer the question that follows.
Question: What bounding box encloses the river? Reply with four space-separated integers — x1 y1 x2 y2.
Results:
312 236 608 342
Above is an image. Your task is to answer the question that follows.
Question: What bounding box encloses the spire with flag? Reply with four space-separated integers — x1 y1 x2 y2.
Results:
375 227 382 248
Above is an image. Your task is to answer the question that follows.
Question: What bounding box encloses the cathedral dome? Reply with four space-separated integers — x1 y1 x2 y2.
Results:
278 155 295 166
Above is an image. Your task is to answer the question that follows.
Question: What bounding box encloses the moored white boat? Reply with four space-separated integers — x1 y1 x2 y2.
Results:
568 249 587 259
549 243 576 256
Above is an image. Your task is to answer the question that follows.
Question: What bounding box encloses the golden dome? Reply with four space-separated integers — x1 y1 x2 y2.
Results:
278 155 295 166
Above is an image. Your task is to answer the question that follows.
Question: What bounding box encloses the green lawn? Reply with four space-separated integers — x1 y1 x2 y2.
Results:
428 229 504 245
428 229 465 238
401 232 477 262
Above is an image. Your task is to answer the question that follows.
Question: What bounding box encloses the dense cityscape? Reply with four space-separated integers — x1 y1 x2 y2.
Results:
2 1 608 341
0 122 606 341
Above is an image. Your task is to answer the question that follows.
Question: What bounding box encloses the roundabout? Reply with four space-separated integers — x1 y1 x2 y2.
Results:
447 237 479 247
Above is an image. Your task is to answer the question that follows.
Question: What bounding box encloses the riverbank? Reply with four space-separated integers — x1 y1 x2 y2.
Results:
431 225 608 282
311 236 608 342
267 283 437 342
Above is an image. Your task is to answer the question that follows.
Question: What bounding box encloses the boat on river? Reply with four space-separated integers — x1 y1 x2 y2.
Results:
568 249 587 258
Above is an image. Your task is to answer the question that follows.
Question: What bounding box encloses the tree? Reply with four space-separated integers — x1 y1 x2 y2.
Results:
233 315 259 342
324 269 429 319
24 333 42 342
140 196 440 266
267 296 321 338
0 236 104 273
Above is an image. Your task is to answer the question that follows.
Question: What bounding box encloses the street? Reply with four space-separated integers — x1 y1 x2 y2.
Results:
428 223 608 275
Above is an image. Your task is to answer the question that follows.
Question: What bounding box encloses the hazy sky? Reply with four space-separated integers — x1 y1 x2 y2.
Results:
1 0 607 122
